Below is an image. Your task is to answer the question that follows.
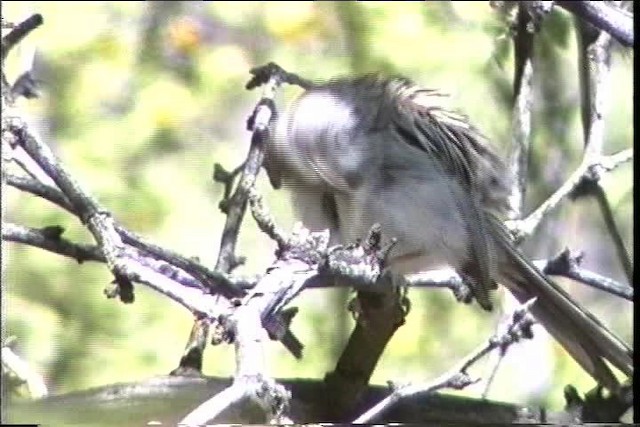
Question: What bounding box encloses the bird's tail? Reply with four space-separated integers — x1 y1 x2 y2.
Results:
488 216 633 391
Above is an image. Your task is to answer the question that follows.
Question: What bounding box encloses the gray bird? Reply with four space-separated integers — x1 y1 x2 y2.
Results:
264 74 633 391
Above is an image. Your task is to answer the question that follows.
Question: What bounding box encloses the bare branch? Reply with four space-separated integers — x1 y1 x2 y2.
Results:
4 173 75 213
406 250 632 302
4 170 253 297
2 222 104 263
4 119 104 222
180 199 410 423
353 298 537 423
305 253 633 302
109 258 229 318
2 130 249 302
558 1 633 47
245 61 314 91
2 339 48 399
506 149 632 242
3 143 58 186
177 62 320 374
215 70 282 273
573 13 632 285
506 4 535 220
1 14 43 62
179 376 290 425
2 225 231 318
4 117 141 300
589 184 633 285
213 162 245 214
1 52 239 314
354 372 476 424
117 227 250 298
579 23 613 159
180 258 319 423
535 249 632 300
247 186 289 248
405 268 473 303
174 67 288 374
321 225 408 418
179 382 248 424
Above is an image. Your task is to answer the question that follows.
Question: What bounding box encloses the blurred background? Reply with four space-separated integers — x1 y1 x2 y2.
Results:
2 1 632 412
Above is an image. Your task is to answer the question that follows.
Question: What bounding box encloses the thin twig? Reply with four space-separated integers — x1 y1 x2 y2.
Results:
590 184 632 285
405 251 632 302
2 222 104 263
2 222 235 294
535 249 632 300
118 227 248 298
215 71 282 273
2 225 230 317
506 149 632 242
3 143 58 187
3 172 250 297
3 85 236 311
481 348 506 399
352 298 537 423
5 117 141 301
247 186 288 249
4 173 75 213
213 161 245 214
353 372 476 424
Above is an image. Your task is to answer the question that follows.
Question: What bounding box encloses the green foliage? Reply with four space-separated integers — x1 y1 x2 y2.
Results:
2 1 632 415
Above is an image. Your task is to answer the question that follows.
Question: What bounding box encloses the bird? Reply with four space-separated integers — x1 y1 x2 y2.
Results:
263 73 633 392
